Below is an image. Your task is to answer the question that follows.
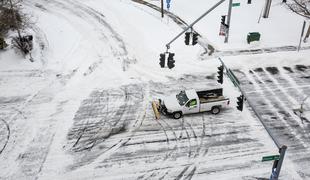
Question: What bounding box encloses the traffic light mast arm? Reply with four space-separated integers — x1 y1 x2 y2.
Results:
218 57 281 149
165 0 226 50
218 57 243 94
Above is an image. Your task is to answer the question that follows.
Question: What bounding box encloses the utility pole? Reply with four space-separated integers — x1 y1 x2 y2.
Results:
224 0 232 43
303 24 310 43
161 0 164 18
298 20 306 51
263 0 272 18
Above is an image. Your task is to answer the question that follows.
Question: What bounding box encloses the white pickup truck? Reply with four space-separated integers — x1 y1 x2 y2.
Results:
152 88 230 119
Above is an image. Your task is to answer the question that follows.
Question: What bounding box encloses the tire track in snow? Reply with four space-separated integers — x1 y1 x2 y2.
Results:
177 117 193 157
74 73 280 179
69 87 136 152
0 118 10 155
175 166 190 180
67 84 148 171
174 115 211 180
85 87 132 151
154 120 170 144
263 67 310 138
175 165 197 180
144 114 211 179
250 69 310 147
27 0 134 75
233 67 310 179
56 0 134 72
194 114 210 158
83 85 150 172
246 70 306 148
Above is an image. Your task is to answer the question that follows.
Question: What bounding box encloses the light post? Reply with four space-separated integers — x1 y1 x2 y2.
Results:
224 0 232 43
161 0 164 18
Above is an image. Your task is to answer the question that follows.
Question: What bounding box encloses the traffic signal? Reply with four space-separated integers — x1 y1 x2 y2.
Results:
159 53 165 68
192 33 199 45
217 65 224 84
185 32 190 45
221 15 226 25
236 95 244 111
167 53 175 69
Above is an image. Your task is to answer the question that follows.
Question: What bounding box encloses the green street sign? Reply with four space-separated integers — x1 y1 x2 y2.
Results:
232 2 240 7
262 155 280 162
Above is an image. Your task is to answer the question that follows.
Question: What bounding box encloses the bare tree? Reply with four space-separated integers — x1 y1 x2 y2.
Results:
0 1 24 35
0 0 33 58
285 0 310 19
285 0 310 42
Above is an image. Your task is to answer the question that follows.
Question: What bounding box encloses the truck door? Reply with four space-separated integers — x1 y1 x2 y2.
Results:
183 99 199 114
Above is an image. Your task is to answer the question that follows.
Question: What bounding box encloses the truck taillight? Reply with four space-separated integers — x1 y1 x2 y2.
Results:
227 100 230 105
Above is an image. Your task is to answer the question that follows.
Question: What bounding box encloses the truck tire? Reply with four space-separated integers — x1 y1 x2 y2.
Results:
211 106 220 114
172 112 182 119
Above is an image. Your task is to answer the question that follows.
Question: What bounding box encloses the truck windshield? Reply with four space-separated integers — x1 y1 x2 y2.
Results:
176 91 189 106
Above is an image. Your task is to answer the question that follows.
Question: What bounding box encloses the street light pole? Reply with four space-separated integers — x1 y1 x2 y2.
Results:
224 0 232 43
298 21 306 51
263 0 272 18
161 0 164 18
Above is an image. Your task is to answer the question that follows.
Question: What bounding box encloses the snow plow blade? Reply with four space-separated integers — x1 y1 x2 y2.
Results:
152 101 160 120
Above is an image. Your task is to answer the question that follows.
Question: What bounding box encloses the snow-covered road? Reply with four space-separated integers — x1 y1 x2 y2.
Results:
234 64 310 178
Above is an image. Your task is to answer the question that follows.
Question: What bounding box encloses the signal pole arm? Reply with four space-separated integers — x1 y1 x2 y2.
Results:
165 0 226 50
218 57 281 148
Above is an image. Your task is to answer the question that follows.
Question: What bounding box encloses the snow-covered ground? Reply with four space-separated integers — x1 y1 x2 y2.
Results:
150 0 310 50
0 0 309 179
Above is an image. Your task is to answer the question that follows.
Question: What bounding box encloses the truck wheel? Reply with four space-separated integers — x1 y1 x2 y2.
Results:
173 112 182 119
211 106 220 114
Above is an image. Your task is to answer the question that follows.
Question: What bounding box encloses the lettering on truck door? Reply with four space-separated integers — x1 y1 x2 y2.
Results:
200 101 212 112
183 99 199 114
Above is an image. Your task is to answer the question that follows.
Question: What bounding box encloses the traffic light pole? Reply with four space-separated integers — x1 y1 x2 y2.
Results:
165 0 226 50
224 0 232 43
273 145 287 180
220 57 288 179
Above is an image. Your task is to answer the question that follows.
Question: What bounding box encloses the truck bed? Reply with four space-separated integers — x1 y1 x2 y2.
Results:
199 96 226 104
197 88 224 104
197 88 223 98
